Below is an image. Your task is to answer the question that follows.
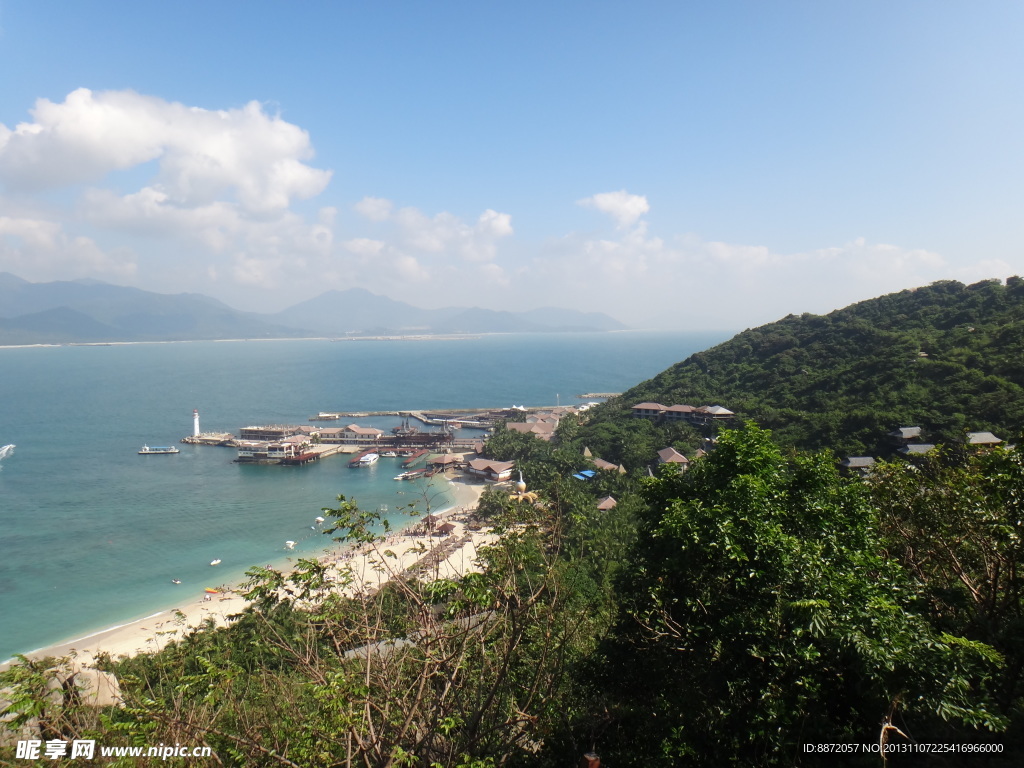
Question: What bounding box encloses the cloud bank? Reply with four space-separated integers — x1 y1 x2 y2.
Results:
0 89 1010 327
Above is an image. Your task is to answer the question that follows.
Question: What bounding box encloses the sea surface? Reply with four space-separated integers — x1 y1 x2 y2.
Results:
0 331 728 661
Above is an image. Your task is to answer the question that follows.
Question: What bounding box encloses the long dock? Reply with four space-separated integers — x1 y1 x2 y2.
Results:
308 406 562 428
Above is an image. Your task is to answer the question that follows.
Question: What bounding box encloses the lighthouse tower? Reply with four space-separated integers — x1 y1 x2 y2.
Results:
193 409 200 437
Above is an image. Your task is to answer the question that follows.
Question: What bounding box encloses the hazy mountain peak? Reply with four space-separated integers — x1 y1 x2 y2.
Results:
0 273 626 343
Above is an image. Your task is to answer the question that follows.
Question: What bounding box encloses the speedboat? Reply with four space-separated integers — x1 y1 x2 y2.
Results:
285 540 296 550
210 559 222 566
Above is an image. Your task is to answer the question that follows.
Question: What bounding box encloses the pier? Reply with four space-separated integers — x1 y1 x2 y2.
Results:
307 405 565 430
402 449 429 467
181 432 235 445
182 400 580 467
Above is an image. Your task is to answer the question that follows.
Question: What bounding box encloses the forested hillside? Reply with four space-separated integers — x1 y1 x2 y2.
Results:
584 278 1024 457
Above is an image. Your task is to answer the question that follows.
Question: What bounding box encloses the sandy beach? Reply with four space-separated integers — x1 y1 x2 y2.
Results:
4 476 491 672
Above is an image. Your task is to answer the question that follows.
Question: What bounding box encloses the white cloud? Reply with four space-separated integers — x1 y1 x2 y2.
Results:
354 196 393 222
0 215 136 281
578 190 650 228
0 89 331 214
342 237 387 257
387 205 513 262
478 209 513 238
509 207 963 328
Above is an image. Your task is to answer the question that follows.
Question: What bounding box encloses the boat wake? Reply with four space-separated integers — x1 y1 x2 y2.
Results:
0 444 14 469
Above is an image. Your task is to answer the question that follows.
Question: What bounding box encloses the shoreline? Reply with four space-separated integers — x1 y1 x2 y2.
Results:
1 476 489 672
0 328 669 352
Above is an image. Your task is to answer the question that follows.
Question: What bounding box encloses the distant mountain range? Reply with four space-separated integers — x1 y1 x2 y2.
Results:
0 273 625 344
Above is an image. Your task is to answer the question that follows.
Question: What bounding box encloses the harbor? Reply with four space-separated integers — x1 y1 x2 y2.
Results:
0 330 723 665
178 404 577 466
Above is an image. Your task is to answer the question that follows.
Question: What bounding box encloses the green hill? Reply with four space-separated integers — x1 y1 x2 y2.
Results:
586 278 1024 457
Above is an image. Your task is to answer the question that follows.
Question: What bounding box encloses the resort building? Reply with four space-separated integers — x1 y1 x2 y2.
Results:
632 402 667 418
239 425 305 442
506 421 558 440
592 457 626 473
888 426 923 446
663 404 696 421
466 459 516 482
316 427 347 443
427 454 463 471
898 443 937 457
236 434 311 462
657 447 689 466
342 424 385 442
631 402 734 425
966 431 1003 448
840 456 876 478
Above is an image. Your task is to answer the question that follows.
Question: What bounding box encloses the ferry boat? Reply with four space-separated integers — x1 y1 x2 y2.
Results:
139 445 180 455
357 452 380 466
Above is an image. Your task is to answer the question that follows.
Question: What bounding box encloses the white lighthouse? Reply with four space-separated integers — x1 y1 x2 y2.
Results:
193 409 200 437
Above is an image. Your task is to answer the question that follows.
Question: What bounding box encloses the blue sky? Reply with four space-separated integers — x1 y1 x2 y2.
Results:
1 1 1022 329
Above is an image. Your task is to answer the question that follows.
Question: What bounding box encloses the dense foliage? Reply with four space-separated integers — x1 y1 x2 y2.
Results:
582 278 1024 458
590 426 1009 765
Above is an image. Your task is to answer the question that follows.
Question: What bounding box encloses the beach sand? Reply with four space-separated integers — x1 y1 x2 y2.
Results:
5 476 490 672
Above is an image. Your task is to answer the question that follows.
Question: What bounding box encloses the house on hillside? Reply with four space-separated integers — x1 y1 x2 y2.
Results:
632 401 735 426
840 456 876 478
691 405 735 425
898 443 936 457
966 431 1003 449
657 447 689 467
889 426 923 446
592 457 626 474
632 402 666 418
596 495 617 511
506 421 558 441
663 404 696 421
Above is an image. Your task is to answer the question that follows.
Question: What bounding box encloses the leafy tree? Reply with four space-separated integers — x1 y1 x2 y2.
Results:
870 447 1024 739
590 425 1006 765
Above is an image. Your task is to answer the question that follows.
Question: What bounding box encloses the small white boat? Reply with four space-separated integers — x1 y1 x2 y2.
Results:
381 451 398 457
314 516 325 524
210 559 222 566
139 445 180 455
285 540 296 550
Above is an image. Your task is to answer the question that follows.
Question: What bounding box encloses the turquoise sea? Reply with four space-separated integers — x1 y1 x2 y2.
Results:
0 331 728 661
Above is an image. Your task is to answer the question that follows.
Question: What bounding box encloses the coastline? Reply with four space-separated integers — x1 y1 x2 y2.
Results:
1 476 489 672
0 328 671 351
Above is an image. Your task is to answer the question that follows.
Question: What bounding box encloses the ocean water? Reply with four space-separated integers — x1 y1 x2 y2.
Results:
0 331 727 661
